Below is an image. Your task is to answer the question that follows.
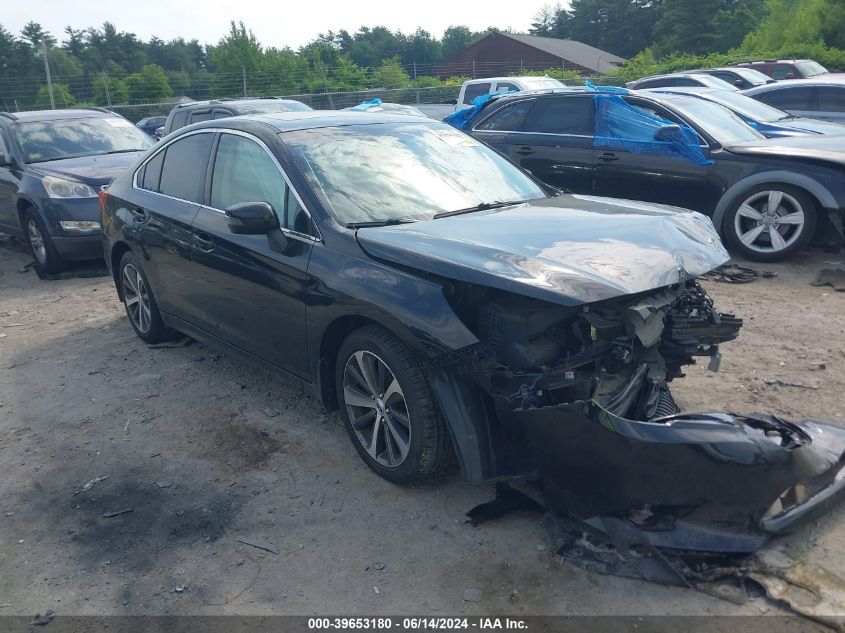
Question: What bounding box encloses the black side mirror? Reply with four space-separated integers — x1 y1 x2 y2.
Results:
225 201 280 235
654 124 685 143
734 79 745 88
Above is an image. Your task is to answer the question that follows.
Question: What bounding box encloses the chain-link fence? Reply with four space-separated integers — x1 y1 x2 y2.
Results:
0 58 627 117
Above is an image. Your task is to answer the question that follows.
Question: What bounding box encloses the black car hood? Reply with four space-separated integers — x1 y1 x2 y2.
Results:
727 135 845 166
356 195 729 306
31 152 144 186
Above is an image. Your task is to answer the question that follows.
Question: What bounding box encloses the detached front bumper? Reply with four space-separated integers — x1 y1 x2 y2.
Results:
517 401 845 554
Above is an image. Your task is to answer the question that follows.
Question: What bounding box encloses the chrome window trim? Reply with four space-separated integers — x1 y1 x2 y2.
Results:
132 127 322 243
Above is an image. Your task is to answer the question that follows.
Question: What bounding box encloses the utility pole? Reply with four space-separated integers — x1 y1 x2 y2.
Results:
40 40 55 110
102 72 112 107
242 68 247 98
413 61 419 104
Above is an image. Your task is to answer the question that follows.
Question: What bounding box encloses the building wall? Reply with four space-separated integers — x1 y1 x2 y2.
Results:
437 33 592 79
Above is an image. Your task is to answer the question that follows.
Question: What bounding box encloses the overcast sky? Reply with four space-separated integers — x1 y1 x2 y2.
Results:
4 0 540 49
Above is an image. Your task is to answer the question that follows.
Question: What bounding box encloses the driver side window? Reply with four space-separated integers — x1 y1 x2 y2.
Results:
210 133 313 235
0 130 12 165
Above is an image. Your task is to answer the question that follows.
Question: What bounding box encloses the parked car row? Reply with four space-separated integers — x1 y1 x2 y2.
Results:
450 84 845 261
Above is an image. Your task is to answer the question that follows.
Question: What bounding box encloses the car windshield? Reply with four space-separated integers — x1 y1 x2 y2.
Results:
731 68 771 85
795 61 828 77
660 95 765 144
281 122 546 225
15 116 153 163
521 78 566 90
235 101 312 114
702 90 790 123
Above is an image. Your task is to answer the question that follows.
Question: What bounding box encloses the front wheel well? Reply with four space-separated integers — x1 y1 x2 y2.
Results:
318 315 380 411
17 199 34 227
110 242 132 298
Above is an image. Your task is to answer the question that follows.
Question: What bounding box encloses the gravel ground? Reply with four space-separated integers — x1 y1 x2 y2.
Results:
1 234 844 620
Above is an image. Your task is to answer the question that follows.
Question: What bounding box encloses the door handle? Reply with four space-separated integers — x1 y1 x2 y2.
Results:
597 152 619 162
514 146 534 156
195 232 214 252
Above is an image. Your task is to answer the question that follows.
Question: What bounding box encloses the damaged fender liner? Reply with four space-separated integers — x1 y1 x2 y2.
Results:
518 400 845 552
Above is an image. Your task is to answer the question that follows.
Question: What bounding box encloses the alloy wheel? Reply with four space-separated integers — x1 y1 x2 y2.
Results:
343 350 411 468
27 219 46 265
122 263 152 334
733 190 805 255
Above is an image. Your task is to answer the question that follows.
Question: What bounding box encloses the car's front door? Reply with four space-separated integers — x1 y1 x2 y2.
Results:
592 98 714 212
816 86 845 123
189 131 316 379
498 95 596 193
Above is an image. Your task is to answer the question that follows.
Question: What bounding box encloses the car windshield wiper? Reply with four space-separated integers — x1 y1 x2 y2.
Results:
101 148 147 154
347 218 418 228
433 200 524 219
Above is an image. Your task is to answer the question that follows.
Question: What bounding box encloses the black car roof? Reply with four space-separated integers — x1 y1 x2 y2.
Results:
0 108 116 123
197 110 444 132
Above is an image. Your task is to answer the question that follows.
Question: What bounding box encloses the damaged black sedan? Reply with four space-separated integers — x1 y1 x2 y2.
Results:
100 111 845 555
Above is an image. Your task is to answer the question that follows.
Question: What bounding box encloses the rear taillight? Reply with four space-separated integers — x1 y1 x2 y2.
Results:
98 189 109 212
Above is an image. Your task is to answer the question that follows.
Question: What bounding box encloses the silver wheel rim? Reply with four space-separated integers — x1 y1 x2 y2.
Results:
122 263 152 334
734 190 805 254
27 219 46 265
343 350 411 468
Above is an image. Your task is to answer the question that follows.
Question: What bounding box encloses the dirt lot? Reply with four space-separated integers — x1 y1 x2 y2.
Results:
1 234 844 619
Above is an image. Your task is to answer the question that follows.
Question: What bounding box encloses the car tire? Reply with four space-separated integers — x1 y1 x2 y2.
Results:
335 325 452 484
118 251 176 344
24 208 65 274
722 185 817 262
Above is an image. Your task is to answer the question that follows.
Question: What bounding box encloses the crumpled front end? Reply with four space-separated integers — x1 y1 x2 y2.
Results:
518 403 845 553
429 276 845 554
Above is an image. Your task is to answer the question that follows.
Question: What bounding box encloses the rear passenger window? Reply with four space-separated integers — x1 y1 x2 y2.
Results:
756 87 813 110
523 97 594 135
140 150 165 191
476 101 532 131
190 110 213 123
818 87 845 112
170 111 188 131
158 133 213 202
463 82 492 103
638 78 676 89
770 64 795 80
496 82 519 92
675 78 702 87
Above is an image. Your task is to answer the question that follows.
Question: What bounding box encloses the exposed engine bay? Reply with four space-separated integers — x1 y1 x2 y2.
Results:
428 278 845 567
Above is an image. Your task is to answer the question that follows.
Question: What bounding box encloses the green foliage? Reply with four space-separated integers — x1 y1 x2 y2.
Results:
125 64 172 103
91 75 128 105
35 83 74 108
371 57 411 89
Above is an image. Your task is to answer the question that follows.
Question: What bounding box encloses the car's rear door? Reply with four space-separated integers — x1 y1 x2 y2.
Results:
132 130 214 321
491 95 596 193
189 130 316 379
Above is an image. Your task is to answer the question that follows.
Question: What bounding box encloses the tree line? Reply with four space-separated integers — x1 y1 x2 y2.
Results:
1 0 844 111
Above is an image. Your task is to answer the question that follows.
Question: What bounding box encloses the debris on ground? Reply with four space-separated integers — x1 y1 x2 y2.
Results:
811 269 845 291
80 475 108 492
235 539 279 555
155 481 172 488
463 588 482 602
31 610 54 626
102 508 133 518
466 482 544 526
702 263 777 284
